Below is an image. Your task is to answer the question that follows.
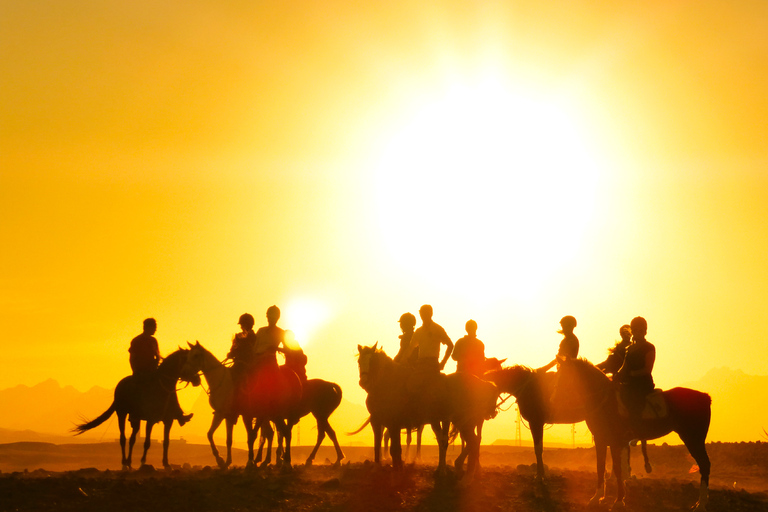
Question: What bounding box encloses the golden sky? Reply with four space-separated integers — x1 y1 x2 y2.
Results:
2 1 768 443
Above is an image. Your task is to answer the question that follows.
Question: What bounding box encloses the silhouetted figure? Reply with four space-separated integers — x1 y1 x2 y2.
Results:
228 313 258 384
617 316 656 423
402 304 453 383
539 315 579 373
253 305 287 373
596 324 632 378
129 318 192 425
282 330 307 383
393 312 418 365
129 318 161 375
452 319 486 377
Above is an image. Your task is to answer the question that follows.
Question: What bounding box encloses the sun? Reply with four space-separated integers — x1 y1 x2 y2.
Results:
373 77 602 302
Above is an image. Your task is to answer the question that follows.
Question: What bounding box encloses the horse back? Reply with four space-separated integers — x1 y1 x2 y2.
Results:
664 387 712 421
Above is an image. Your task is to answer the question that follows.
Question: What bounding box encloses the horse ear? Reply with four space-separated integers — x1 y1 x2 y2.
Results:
500 358 507 364
195 340 201 347
357 344 362 353
188 341 194 349
372 341 378 351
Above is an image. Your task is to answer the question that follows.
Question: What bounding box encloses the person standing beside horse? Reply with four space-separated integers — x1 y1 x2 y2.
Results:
452 319 486 378
617 316 656 425
129 318 192 425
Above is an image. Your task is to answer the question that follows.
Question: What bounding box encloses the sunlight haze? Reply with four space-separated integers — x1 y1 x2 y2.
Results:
2 0 768 445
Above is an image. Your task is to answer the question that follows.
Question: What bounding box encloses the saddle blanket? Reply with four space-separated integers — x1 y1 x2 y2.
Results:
617 389 668 419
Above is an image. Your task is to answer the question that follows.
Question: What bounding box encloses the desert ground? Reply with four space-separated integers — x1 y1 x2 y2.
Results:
2 441 768 512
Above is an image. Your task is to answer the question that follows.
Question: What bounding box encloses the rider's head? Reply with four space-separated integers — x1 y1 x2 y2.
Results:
399 312 416 331
266 305 280 325
465 319 478 336
630 316 647 339
619 324 632 341
143 318 157 335
238 313 255 330
558 315 577 334
418 304 433 322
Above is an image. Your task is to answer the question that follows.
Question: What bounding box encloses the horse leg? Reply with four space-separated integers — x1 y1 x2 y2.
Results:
254 424 266 464
306 416 326 466
383 428 390 461
162 420 172 469
679 432 710 511
416 425 423 461
531 421 545 482
207 413 227 468
321 418 345 466
245 417 257 468
469 420 484 478
262 422 275 467
140 421 154 466
431 421 449 476
640 440 652 473
405 429 412 462
389 426 403 470
610 441 626 510
454 427 470 478
278 420 292 466
371 418 383 465
127 418 140 469
589 439 608 507
223 417 235 468
118 413 129 469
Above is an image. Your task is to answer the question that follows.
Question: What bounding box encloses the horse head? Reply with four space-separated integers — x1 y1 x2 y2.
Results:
161 348 201 387
357 342 382 391
484 365 533 397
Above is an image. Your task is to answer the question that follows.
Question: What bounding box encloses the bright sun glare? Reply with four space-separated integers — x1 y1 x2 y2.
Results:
374 78 601 301
282 297 331 349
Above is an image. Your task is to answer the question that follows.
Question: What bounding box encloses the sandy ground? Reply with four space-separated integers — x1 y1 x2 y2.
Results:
1 442 768 512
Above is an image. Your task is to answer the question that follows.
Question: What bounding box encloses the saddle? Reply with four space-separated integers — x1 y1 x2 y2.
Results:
617 388 668 419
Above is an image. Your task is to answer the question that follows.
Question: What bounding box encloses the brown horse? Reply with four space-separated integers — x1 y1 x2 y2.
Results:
484 363 652 482
355 343 498 479
257 377 346 466
553 357 711 511
182 341 302 467
72 348 200 469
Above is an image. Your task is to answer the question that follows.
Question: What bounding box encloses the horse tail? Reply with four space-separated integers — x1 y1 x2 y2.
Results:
346 416 370 436
71 402 116 435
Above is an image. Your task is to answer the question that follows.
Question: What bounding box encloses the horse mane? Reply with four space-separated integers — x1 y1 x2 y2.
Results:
569 357 612 383
159 348 188 371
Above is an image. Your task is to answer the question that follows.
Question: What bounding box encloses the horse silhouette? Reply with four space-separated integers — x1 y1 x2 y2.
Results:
72 348 200 469
485 362 652 481
553 357 711 511
182 341 302 467
256 377 346 466
354 343 498 479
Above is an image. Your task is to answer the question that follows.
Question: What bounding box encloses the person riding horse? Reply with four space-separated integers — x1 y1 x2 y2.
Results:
393 312 418 365
452 319 486 378
129 317 192 425
538 315 579 373
617 316 656 425
401 305 453 382
596 324 632 378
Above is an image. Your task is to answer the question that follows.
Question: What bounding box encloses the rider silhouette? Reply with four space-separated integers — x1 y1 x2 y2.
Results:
253 305 287 372
596 324 632 378
452 319 486 377
129 318 192 425
617 316 656 423
129 318 161 375
228 313 258 384
393 312 418 365
539 315 579 373
402 304 453 378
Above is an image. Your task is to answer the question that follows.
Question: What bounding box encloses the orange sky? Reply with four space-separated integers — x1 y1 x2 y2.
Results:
2 1 768 444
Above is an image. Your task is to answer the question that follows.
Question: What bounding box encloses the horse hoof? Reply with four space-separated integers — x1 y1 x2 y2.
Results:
644 462 653 474
610 499 626 511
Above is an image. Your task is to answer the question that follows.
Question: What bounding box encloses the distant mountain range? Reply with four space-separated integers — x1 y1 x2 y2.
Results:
1 368 766 446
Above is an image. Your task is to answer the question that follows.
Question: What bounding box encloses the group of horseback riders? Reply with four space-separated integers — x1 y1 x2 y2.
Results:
390 307 656 425
128 306 308 424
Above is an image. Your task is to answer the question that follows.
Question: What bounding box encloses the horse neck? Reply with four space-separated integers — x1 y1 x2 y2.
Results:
197 350 229 389
568 360 612 403
158 350 184 380
495 366 534 396
368 352 402 393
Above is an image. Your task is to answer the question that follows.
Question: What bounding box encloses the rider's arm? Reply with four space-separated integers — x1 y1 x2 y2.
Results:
438 332 453 371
